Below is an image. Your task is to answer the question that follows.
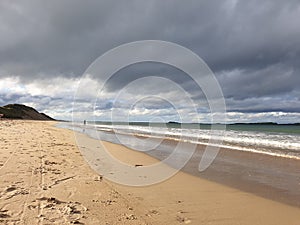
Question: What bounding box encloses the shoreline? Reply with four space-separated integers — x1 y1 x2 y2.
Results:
1 120 300 224
65 122 300 208
66 122 300 160
142 138 300 208
96 139 300 225
72 123 300 224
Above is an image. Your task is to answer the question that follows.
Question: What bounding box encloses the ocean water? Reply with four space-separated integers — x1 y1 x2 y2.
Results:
59 122 300 159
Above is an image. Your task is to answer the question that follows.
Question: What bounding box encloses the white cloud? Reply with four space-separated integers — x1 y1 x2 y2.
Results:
0 77 26 95
0 74 299 123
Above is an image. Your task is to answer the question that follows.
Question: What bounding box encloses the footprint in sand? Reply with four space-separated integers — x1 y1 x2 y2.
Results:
146 209 160 218
101 199 116 206
28 197 87 224
93 175 103 182
176 214 192 224
125 213 137 220
0 186 29 200
44 160 59 166
0 209 10 219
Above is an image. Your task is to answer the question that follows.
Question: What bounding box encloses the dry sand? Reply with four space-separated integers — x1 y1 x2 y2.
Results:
0 120 299 224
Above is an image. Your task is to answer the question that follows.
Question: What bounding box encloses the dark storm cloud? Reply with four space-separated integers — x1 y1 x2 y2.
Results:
0 0 300 117
95 101 114 110
226 95 300 113
219 63 300 100
102 62 199 93
132 98 176 110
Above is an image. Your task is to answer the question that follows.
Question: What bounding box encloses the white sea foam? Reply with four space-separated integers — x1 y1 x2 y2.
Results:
93 124 300 159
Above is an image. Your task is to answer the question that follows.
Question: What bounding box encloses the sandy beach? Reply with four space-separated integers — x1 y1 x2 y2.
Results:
1 120 300 225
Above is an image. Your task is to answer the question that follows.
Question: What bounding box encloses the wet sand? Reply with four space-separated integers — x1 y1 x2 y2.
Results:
1 120 300 224
146 139 300 207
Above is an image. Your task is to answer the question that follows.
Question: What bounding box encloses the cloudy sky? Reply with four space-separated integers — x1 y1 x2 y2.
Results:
0 0 300 123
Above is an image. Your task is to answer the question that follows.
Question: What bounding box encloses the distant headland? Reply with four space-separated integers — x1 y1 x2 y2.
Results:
0 104 55 120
